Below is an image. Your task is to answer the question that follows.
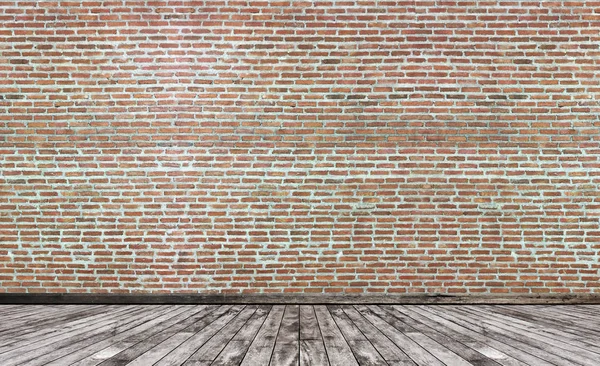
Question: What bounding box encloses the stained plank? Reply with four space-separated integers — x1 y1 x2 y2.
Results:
239 305 285 366
1 304 599 366
300 305 321 340
468 305 600 351
0 305 149 366
0 305 116 346
381 305 501 366
397 305 530 366
341 306 416 366
355 305 445 366
365 305 472 366
48 306 212 366
299 305 328 366
300 340 329 366
314 305 359 366
492 305 600 341
97 305 234 365
270 305 300 366
180 305 258 365
444 305 597 366
211 305 272 366
141 305 245 366
328 305 387 366
23 306 181 366
410 305 557 366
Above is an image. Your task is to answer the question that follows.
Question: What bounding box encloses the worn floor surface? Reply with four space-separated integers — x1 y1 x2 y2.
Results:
0 304 598 365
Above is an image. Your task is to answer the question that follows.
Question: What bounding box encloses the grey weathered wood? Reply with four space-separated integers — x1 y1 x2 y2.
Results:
211 305 271 366
0 305 149 366
299 305 328 366
74 305 215 366
314 305 359 366
446 305 598 366
84 305 204 366
328 305 388 366
397 305 530 366
0 305 145 354
300 305 321 340
300 340 329 366
239 305 285 366
112 306 223 366
493 305 600 339
48 306 211 366
367 305 474 366
19 306 180 366
342 306 416 366
140 305 244 366
381 305 501 366
467 305 600 352
270 305 300 366
355 305 445 366
0 305 79 326
1 304 600 366
181 306 258 365
0 305 113 345
411 305 557 366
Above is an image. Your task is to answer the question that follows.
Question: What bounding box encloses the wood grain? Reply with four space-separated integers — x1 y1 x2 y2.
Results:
0 304 598 365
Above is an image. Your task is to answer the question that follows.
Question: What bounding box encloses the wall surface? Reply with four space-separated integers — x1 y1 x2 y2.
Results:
1 1 599 295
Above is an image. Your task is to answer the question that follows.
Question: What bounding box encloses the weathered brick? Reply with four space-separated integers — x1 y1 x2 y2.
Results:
0 0 599 296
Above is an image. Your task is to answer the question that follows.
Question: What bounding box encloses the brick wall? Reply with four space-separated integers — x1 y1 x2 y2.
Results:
1 1 599 295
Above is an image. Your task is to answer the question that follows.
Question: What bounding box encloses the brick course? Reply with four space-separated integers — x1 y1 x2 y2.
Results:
1 1 599 295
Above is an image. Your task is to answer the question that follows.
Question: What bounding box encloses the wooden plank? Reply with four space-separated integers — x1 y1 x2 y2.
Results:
553 305 600 319
572 304 600 314
379 305 501 366
314 305 358 366
341 306 416 366
494 305 600 338
269 305 300 366
180 305 258 365
354 305 444 366
0 305 112 344
300 305 321 340
0 305 141 352
328 305 388 366
0 305 71 325
128 330 205 366
397 305 530 366
300 340 329 366
471 305 600 351
447 305 599 366
2 303 599 366
364 305 472 366
239 305 285 366
0 305 23 313
70 305 219 366
0 305 150 366
0 304 72 321
411 305 558 366
111 305 244 366
502 305 600 329
493 305 600 349
211 305 272 366
444 305 594 366
0 305 143 353
47 305 215 366
299 306 328 366
15 306 182 366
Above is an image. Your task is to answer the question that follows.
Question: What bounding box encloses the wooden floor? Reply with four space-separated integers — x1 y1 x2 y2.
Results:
0 304 598 365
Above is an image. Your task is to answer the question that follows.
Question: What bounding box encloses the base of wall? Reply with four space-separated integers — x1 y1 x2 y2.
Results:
1 293 599 305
